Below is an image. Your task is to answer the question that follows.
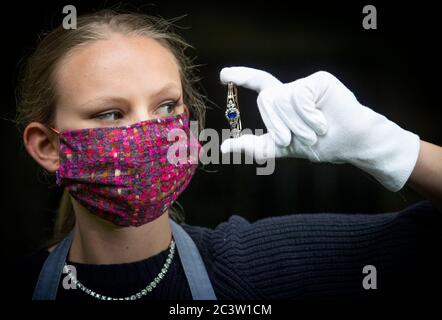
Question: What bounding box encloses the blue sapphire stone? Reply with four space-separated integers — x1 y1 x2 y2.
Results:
227 110 238 119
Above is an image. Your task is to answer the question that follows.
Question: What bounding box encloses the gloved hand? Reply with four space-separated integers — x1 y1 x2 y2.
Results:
220 67 420 191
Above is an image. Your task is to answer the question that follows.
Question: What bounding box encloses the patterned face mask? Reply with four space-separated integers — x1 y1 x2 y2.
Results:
50 112 199 227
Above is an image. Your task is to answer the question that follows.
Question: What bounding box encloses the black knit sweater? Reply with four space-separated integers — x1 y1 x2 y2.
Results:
9 201 442 300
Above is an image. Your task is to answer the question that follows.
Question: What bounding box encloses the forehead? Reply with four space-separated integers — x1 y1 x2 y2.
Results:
54 34 181 105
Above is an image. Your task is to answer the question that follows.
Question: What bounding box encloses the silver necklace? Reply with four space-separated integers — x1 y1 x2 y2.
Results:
65 238 175 300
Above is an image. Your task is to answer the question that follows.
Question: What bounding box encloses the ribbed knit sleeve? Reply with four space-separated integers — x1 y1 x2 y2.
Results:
184 201 441 300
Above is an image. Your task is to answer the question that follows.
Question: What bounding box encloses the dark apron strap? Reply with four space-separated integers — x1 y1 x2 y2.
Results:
32 219 217 300
32 231 74 300
169 220 217 300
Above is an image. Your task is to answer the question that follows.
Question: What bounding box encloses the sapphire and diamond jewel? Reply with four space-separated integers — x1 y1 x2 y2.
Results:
225 82 242 138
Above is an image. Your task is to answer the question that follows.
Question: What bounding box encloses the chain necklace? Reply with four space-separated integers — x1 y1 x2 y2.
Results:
64 238 175 300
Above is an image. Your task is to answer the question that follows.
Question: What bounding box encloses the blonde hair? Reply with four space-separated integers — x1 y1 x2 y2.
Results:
15 9 206 246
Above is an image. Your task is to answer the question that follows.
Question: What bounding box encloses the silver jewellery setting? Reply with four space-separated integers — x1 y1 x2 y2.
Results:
225 81 242 138
65 238 176 300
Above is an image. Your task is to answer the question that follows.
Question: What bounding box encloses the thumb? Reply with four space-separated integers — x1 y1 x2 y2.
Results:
220 67 282 93
220 133 278 160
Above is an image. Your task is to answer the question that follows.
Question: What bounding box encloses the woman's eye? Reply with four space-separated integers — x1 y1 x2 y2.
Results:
94 111 123 121
155 101 178 117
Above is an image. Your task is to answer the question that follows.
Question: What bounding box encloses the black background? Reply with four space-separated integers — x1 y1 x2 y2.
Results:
1 1 440 259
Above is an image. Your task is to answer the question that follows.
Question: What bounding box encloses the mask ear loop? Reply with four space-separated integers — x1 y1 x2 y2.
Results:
48 126 62 185
49 127 61 135
183 104 190 118
182 104 200 165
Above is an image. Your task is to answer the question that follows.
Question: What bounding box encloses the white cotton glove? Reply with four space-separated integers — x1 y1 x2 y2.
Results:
220 67 421 192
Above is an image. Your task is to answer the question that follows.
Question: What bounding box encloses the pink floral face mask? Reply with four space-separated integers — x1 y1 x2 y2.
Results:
50 112 199 227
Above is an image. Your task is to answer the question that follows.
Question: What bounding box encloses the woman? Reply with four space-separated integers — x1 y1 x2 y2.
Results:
11 9 442 300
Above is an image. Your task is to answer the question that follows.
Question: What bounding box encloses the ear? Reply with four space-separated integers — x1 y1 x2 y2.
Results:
23 122 60 173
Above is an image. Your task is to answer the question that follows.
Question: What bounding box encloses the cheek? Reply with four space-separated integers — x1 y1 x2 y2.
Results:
53 104 74 132
52 105 65 131
176 104 185 115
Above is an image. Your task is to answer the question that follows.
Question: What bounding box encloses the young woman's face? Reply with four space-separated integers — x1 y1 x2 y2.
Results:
24 33 185 173
53 34 185 131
